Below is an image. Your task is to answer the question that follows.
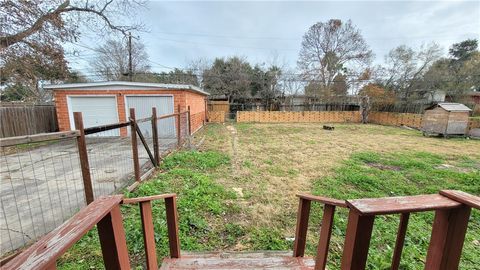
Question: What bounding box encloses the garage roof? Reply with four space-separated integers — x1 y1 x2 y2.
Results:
44 81 209 96
426 103 472 112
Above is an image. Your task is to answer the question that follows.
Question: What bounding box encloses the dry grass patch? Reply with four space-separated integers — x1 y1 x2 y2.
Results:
193 123 480 247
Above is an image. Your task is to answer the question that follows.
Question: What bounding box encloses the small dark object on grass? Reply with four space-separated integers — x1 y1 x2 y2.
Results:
323 125 335 131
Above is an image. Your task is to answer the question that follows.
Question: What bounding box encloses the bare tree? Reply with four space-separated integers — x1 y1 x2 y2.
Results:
0 0 144 101
381 43 442 101
90 38 150 81
298 19 373 96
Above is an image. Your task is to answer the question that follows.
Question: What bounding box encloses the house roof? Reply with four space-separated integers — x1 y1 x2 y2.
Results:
426 103 472 112
43 81 209 96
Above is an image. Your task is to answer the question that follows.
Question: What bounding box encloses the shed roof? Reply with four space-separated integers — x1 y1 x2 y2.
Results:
43 81 209 96
426 103 472 112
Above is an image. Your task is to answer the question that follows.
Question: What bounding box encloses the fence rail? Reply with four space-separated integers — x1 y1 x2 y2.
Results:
0 104 58 138
0 107 193 257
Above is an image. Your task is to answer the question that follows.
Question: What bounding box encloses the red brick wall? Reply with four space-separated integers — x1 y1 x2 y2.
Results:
185 91 207 133
53 89 206 135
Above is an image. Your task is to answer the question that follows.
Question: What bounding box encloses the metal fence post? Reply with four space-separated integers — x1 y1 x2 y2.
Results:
73 112 94 204
187 106 192 136
151 107 159 166
177 104 181 147
129 108 141 182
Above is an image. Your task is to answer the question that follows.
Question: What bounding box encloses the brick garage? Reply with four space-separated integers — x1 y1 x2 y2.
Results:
45 81 208 136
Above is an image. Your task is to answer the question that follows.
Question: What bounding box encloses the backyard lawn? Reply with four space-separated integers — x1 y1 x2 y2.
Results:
59 123 480 269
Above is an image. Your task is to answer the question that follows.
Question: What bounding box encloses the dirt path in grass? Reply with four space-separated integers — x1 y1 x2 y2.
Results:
226 124 240 174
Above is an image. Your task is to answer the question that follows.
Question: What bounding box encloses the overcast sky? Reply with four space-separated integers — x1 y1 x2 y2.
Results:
67 1 480 77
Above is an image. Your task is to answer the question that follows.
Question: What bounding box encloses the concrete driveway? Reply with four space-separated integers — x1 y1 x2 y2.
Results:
0 136 176 255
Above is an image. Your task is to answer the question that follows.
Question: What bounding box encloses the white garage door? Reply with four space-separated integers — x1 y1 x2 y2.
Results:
125 95 175 138
68 96 119 136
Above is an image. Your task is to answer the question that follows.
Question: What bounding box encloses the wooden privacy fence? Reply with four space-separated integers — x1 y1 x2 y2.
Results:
368 112 424 128
208 111 226 123
0 103 58 137
208 101 230 113
236 111 361 123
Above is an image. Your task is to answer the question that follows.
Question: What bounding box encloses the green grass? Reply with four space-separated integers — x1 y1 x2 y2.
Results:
58 149 479 269
309 151 480 269
58 151 238 269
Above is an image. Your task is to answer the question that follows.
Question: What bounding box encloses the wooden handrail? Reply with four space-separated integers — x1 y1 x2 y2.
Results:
294 191 479 270
122 193 176 204
4 193 181 270
439 190 480 209
297 193 348 208
4 195 126 270
346 194 462 215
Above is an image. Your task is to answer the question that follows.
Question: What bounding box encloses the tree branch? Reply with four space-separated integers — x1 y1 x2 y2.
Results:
0 0 70 48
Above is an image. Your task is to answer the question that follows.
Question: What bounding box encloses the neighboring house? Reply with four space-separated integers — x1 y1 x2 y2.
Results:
468 92 480 116
44 81 209 137
426 90 446 103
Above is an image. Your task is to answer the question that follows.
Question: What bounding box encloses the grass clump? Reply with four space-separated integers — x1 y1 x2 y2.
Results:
310 151 480 270
58 150 236 269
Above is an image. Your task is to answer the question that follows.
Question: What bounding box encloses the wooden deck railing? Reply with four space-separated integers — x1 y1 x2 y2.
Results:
4 190 478 269
3 194 180 270
293 190 480 270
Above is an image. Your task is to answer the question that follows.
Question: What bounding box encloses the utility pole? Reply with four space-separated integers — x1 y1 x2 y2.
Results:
128 32 133 82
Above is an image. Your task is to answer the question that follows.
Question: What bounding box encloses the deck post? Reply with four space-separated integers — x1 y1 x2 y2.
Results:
424 206 471 270
165 196 181 258
314 204 336 270
340 210 375 270
129 108 141 182
97 205 131 270
73 112 94 204
151 107 159 166
140 201 158 269
293 198 311 257
391 213 410 270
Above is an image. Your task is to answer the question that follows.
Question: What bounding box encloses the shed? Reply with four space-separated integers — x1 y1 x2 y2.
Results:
421 103 471 136
45 81 209 137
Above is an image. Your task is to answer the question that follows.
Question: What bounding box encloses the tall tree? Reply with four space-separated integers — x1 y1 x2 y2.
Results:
202 57 253 102
381 43 442 101
298 19 373 97
1 0 143 101
422 39 479 101
135 69 199 86
90 39 150 81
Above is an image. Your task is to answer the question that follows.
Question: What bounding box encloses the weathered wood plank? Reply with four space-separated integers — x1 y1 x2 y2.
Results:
391 213 410 270
3 196 123 270
347 194 461 215
293 198 311 257
139 201 158 270
297 193 347 208
0 104 58 138
425 206 471 270
122 193 177 204
314 204 336 270
340 210 375 270
165 196 181 258
0 131 79 147
439 190 480 210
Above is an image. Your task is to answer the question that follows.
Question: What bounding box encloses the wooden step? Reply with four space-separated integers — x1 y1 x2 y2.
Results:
160 251 315 269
